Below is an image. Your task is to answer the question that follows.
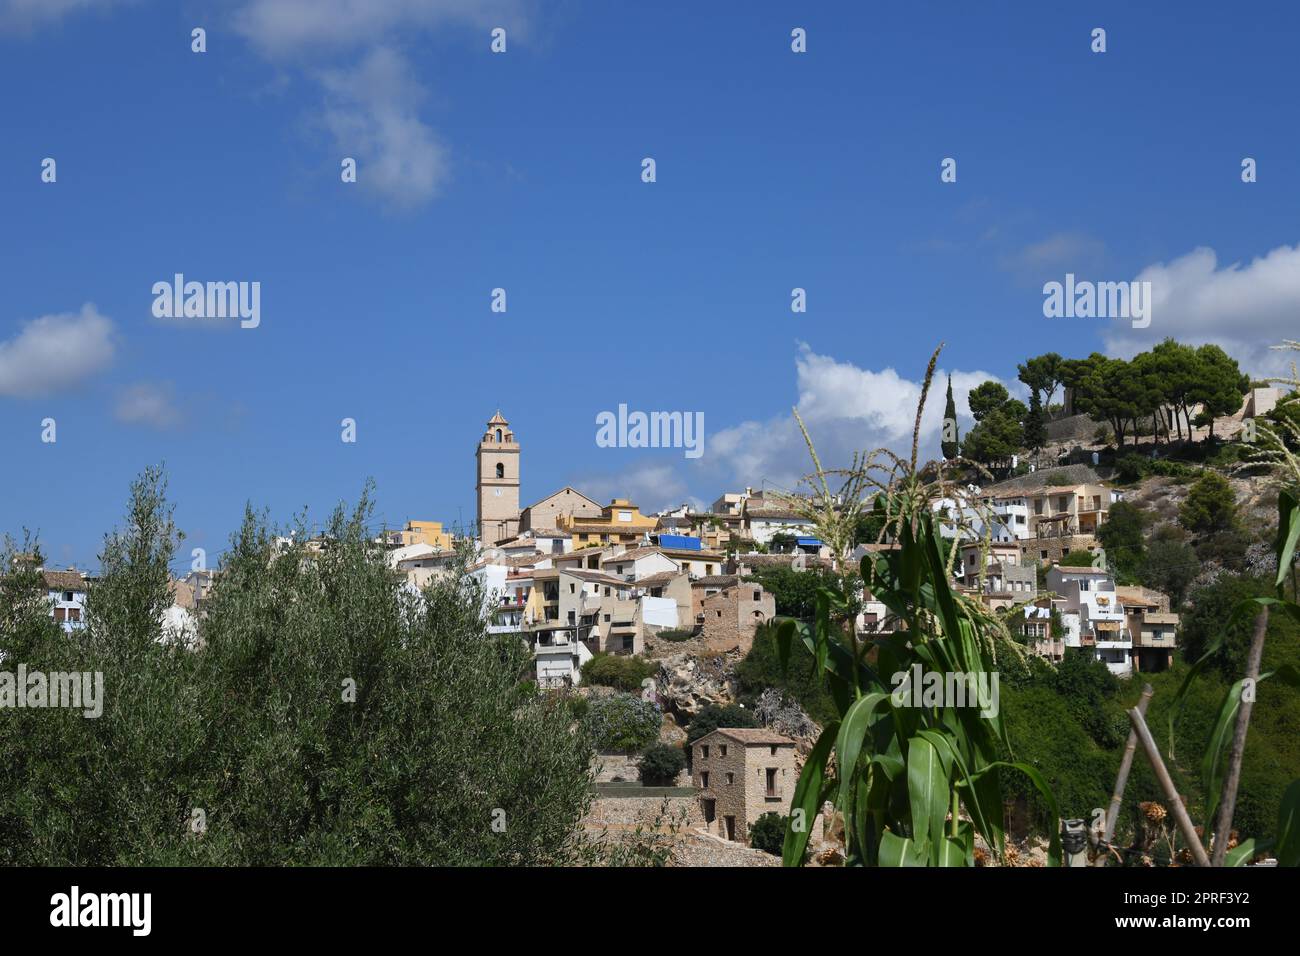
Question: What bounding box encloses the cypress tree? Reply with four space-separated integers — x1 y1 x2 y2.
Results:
941 376 960 459
1024 390 1047 452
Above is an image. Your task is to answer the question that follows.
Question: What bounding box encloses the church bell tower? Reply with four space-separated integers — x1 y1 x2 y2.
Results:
476 411 520 545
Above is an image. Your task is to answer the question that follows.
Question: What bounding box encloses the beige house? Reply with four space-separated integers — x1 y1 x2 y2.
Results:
382 519 453 551
1026 484 1113 539
1243 386 1281 419
1117 586 1180 673
662 547 725 579
693 728 797 844
527 564 683 656
395 550 461 589
958 541 1022 585
560 499 658 550
519 486 602 534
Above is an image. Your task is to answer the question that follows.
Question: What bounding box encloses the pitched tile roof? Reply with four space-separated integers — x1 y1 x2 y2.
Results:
692 574 740 589
698 727 794 746
633 571 683 587
43 570 87 591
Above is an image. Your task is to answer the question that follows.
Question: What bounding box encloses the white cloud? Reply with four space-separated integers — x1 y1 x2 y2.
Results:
3 1 531 208
114 381 182 429
318 47 448 208
232 0 527 56
1104 243 1300 376
0 303 115 397
702 344 1014 494
230 1 532 209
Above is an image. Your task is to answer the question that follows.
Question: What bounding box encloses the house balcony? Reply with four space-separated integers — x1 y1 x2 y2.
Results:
1031 519 1077 539
1137 629 1177 648
1034 638 1065 659
1092 620 1130 647
534 637 581 654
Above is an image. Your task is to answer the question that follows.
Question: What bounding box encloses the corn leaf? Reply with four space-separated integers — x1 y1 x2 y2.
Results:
783 722 838 867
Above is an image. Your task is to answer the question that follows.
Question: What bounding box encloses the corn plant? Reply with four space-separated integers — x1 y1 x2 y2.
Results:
1171 341 1300 865
777 346 1061 867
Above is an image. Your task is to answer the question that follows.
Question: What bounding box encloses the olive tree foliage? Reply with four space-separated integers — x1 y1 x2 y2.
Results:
0 468 597 865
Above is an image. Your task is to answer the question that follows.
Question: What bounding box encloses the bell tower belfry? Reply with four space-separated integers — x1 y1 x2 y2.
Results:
476 411 520 545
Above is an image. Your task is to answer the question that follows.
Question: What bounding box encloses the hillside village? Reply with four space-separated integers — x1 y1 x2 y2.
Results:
25 361 1289 861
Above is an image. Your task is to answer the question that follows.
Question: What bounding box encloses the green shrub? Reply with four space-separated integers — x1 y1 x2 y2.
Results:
585 693 662 752
655 629 696 643
1179 471 1238 534
748 812 786 855
1115 453 1147 483
744 567 852 620
1058 550 1096 568
638 743 686 786
581 653 658 692
686 702 761 746
1146 458 1198 481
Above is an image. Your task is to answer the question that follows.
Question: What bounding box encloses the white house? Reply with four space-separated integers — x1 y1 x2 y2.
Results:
384 542 439 568
605 546 679 582
989 495 1031 540
44 569 89 633
534 635 593 689
1046 565 1132 676
470 560 509 613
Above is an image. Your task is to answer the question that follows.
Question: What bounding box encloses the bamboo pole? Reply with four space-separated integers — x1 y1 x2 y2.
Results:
1128 705 1210 867
1210 606 1270 866
1093 683 1153 866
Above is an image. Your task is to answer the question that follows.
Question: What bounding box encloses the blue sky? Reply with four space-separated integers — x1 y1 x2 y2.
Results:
2 0 1298 572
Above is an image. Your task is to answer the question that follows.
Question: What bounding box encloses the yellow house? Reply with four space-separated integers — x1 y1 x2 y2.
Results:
392 520 453 551
557 499 658 549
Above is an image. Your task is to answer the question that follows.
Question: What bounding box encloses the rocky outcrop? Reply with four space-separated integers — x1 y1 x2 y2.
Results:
655 652 741 721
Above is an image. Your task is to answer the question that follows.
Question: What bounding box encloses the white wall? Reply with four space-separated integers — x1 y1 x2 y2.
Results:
471 563 509 614
640 596 678 629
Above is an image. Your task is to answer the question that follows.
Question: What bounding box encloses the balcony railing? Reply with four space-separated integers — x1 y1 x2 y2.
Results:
1137 631 1177 648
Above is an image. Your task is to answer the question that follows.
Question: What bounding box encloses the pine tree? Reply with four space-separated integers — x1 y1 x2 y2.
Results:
941 376 960 459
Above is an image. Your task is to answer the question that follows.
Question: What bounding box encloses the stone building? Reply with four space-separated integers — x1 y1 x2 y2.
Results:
692 727 796 844
476 411 521 546
697 583 775 653
519 486 602 534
